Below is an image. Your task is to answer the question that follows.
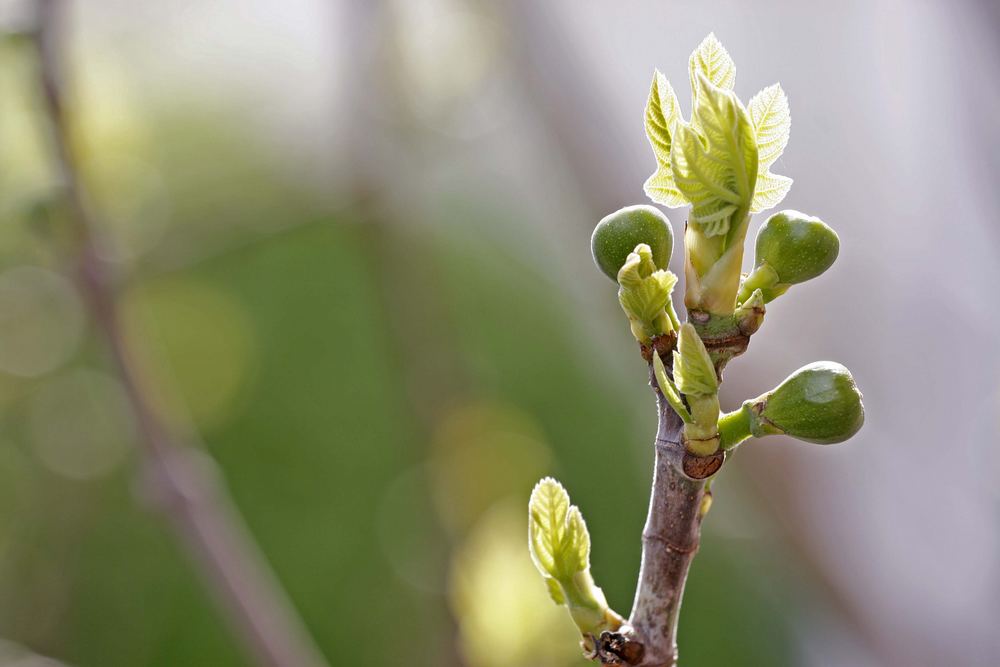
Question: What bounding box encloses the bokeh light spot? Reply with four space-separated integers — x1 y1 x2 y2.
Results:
87 154 170 262
391 0 499 124
0 443 31 559
121 277 256 433
0 266 84 378
428 401 552 534
28 368 134 481
449 499 582 667
376 465 451 595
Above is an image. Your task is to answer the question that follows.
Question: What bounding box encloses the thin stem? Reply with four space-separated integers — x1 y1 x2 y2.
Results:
623 364 708 667
736 263 779 305
31 3 329 666
718 406 752 450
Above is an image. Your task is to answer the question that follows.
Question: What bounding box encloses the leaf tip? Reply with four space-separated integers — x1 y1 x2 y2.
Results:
529 476 566 508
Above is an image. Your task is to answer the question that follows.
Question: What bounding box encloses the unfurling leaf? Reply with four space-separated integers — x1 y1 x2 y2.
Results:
619 261 677 325
565 508 589 572
527 478 623 636
528 477 574 579
544 577 566 605
643 71 687 207
673 323 718 396
750 171 794 213
653 353 693 423
644 168 688 208
617 242 659 287
617 244 679 342
748 84 790 169
688 32 736 100
645 70 680 159
528 478 591 582
675 323 723 455
671 73 758 238
748 83 793 213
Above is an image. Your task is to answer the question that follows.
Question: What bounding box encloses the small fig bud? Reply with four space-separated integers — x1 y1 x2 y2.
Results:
748 361 864 444
754 210 839 285
734 288 765 336
592 205 673 281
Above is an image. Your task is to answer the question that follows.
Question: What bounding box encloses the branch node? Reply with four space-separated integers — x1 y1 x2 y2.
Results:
681 450 725 479
593 630 646 665
640 331 677 362
641 531 699 555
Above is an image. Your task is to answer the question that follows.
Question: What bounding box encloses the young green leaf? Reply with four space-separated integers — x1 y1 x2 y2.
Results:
644 168 688 208
645 70 680 159
672 323 718 397
748 84 790 169
750 172 794 213
617 244 679 342
643 71 687 207
544 578 566 605
688 32 736 101
565 507 589 573
619 264 677 326
671 73 758 238
748 83 793 213
652 353 693 423
527 478 623 636
529 477 574 579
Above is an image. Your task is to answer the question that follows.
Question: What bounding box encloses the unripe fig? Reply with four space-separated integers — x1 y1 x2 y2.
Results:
592 205 673 282
754 210 839 285
748 361 864 444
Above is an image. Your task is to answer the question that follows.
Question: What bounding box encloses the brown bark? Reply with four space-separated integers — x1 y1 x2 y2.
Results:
623 364 708 667
596 362 710 667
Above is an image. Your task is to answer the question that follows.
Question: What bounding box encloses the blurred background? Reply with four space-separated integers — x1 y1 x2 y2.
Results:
0 0 998 665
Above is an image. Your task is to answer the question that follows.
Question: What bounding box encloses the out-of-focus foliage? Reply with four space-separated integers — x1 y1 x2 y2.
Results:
1 2 945 666
451 499 583 667
0 132 797 664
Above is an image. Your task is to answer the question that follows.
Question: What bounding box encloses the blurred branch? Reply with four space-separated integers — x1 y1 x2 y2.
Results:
504 0 641 219
336 2 468 664
30 2 330 667
340 0 472 428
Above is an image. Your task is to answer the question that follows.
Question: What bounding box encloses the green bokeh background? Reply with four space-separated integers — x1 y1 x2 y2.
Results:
6 1 994 665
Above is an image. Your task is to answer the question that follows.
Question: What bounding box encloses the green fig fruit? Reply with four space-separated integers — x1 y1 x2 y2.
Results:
591 205 673 282
754 210 840 286
748 361 864 444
